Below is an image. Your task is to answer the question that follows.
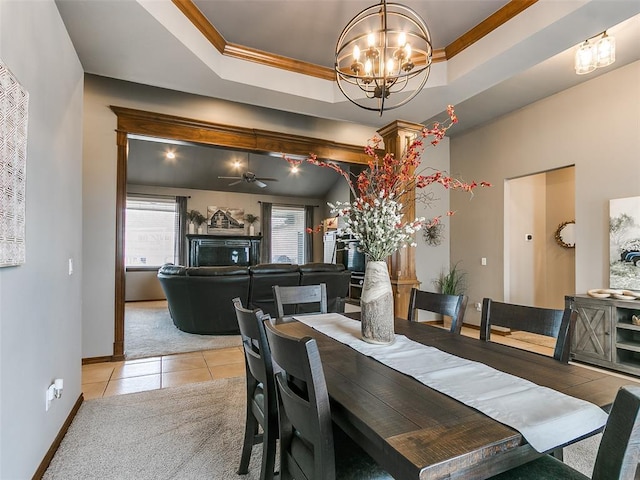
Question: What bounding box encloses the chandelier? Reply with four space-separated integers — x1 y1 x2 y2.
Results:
335 0 433 116
574 31 615 75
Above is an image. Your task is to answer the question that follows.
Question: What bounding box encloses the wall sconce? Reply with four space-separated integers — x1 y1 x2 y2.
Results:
575 31 615 75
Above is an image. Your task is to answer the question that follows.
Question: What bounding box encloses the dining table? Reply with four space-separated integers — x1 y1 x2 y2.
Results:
270 314 639 480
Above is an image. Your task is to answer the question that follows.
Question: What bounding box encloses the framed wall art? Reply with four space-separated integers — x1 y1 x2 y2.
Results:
207 206 244 234
610 196 640 291
0 59 29 267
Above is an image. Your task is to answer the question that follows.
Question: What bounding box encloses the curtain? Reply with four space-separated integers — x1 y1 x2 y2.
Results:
175 196 188 265
304 205 314 263
260 202 272 263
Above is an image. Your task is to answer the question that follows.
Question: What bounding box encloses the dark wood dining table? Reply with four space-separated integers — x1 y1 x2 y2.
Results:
271 315 639 480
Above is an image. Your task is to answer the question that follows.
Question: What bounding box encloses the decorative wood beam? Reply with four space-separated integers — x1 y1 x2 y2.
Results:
110 106 370 164
445 0 539 59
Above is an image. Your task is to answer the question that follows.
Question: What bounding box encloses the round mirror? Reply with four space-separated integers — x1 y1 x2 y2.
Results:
555 221 575 248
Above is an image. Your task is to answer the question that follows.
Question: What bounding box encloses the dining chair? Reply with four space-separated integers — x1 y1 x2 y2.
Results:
232 298 278 480
489 385 640 480
480 298 575 363
407 288 468 334
264 321 393 480
273 283 328 318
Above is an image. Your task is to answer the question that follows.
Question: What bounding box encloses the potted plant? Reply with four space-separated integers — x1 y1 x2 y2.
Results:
434 262 467 296
243 213 259 236
187 209 206 234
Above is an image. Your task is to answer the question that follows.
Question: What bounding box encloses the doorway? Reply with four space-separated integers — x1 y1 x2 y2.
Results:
110 106 369 360
504 165 575 309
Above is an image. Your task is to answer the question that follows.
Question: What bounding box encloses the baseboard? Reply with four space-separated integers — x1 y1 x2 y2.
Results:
32 393 84 479
82 355 113 365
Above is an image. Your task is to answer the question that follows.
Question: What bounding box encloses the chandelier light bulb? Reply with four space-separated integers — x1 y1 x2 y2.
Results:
365 59 372 74
386 58 395 74
397 32 406 47
405 43 412 58
368 32 376 47
353 45 360 61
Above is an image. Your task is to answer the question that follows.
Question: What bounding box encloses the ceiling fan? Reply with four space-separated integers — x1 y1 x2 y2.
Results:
218 156 279 188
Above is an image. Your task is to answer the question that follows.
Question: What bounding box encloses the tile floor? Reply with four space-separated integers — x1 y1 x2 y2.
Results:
82 347 245 400
82 322 561 400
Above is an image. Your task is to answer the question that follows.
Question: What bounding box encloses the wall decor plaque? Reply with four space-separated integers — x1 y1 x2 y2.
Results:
0 59 29 267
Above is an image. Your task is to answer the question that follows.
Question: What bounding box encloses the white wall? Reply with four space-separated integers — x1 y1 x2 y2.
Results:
0 1 84 477
506 173 546 306
451 60 640 325
83 75 376 358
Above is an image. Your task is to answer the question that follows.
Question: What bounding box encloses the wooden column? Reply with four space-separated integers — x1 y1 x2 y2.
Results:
377 120 424 319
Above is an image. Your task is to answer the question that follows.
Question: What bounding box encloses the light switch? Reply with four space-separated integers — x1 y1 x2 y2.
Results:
68 258 73 275
481 257 487 266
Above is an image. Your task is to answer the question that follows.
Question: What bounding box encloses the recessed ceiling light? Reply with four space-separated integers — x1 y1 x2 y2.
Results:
233 160 242 169
291 165 299 174
166 151 176 160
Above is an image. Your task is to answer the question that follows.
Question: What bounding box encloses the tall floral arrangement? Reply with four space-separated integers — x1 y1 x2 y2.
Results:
285 106 489 262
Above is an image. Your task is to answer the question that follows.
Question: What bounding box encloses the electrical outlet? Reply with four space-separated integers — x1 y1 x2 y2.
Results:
475 302 482 312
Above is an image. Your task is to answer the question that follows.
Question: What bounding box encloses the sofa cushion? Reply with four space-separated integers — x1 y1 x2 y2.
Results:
249 263 301 317
158 264 187 276
158 267 250 334
299 263 346 273
249 264 300 275
186 266 249 277
300 264 351 313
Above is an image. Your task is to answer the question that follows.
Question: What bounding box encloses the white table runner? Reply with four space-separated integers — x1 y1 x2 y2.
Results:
293 313 608 453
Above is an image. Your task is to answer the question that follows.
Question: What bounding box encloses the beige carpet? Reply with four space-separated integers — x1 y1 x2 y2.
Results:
44 377 261 480
125 301 241 359
43 377 600 479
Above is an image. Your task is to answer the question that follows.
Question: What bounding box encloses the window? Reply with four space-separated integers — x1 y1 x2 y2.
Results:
271 205 306 264
125 196 178 267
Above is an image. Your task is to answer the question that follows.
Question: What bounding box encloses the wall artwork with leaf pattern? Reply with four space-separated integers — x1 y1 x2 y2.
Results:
0 59 29 267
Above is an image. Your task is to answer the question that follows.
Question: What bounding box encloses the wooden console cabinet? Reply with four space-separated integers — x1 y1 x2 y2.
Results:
566 295 640 377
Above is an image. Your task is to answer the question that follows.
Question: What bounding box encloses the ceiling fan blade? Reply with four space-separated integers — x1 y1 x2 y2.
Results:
254 180 268 188
218 176 242 180
228 180 243 186
255 177 279 182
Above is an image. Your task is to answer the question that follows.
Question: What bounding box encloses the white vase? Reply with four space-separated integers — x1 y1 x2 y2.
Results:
197 225 203 234
249 224 255 236
188 222 195 234
360 261 395 345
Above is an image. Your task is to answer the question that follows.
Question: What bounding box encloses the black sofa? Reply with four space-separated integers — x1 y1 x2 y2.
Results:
157 263 352 334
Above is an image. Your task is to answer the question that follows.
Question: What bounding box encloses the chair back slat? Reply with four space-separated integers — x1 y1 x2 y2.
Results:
593 385 640 480
480 298 574 362
274 284 328 318
233 297 275 389
407 288 467 334
265 321 336 480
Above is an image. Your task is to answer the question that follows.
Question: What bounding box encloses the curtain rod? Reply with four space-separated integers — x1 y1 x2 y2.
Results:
258 201 319 208
127 193 191 199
